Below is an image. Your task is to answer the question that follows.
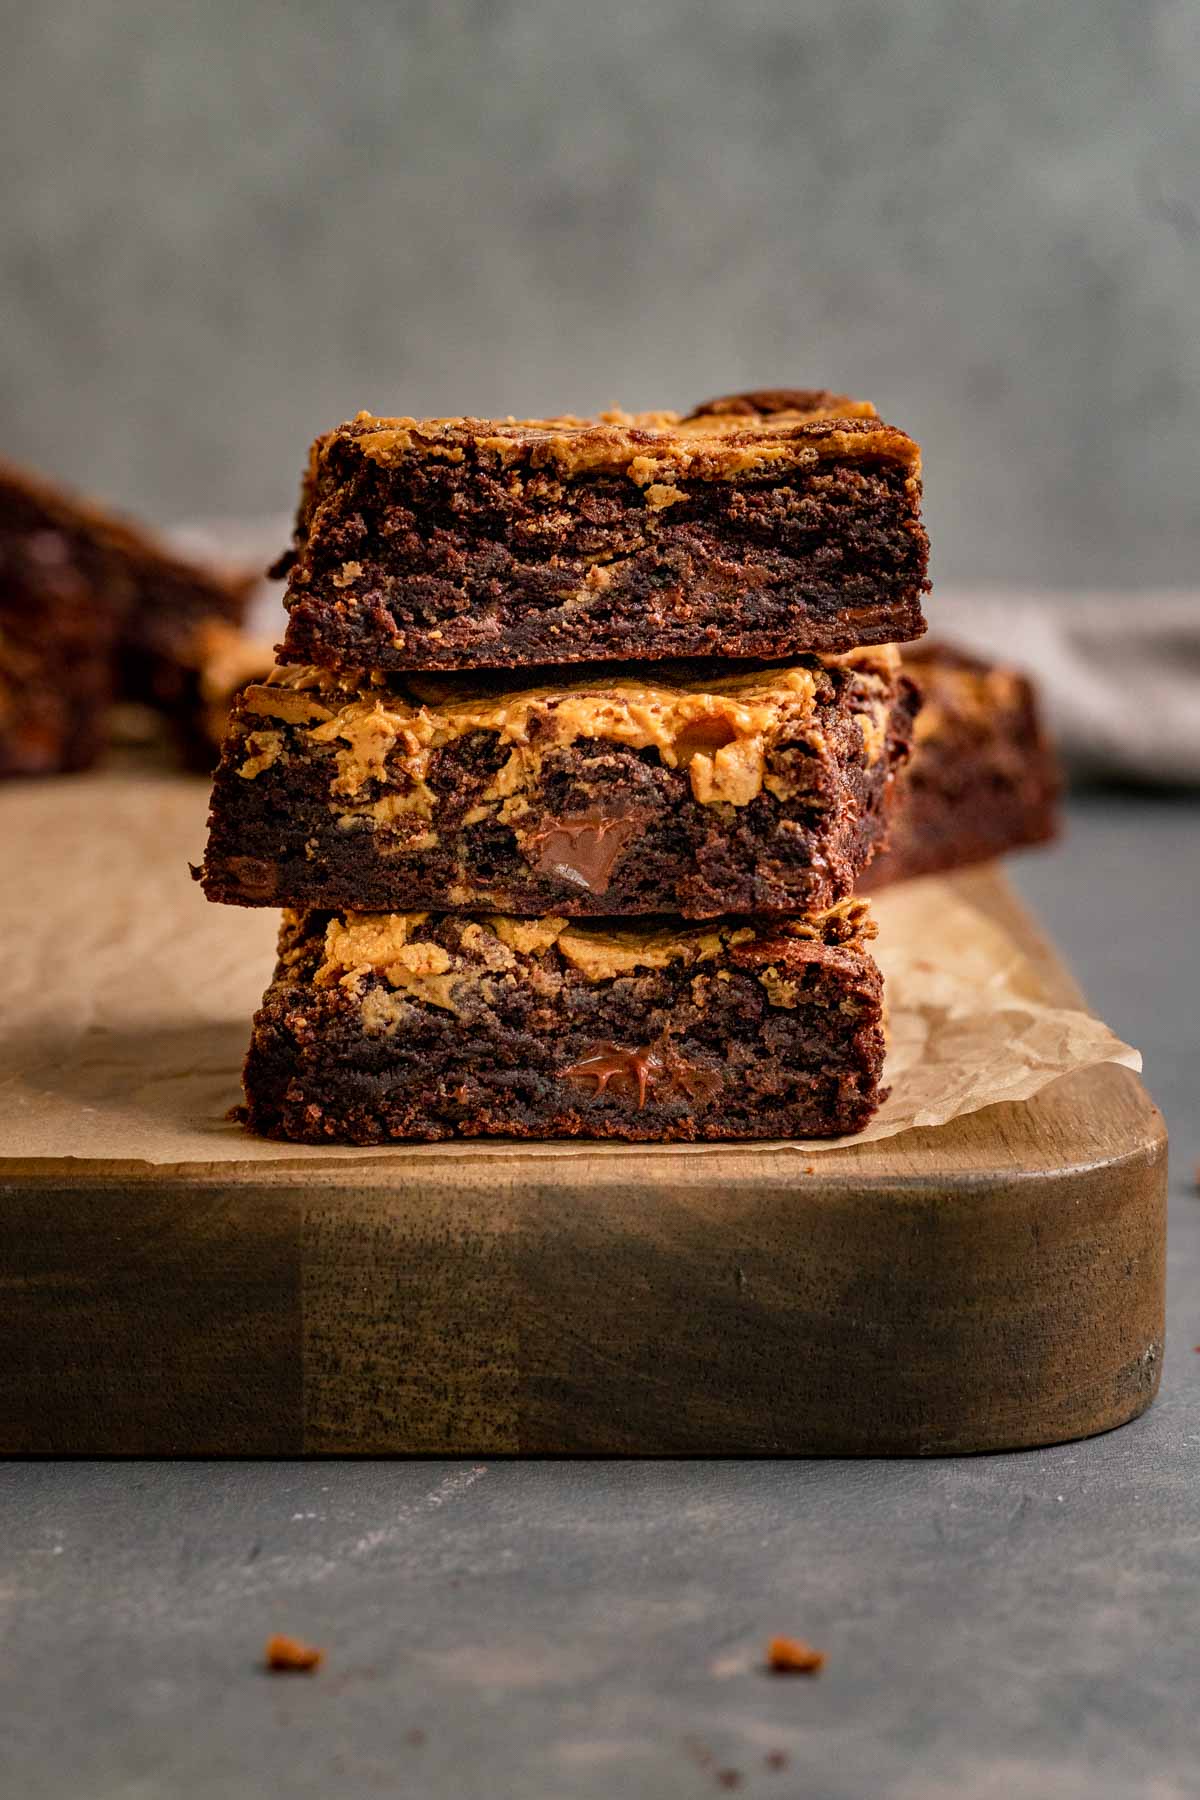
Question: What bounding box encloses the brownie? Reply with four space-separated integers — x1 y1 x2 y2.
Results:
274 397 929 673
860 643 1060 890
116 557 256 726
0 461 124 775
0 457 252 777
240 902 886 1144
168 621 275 771
199 647 919 917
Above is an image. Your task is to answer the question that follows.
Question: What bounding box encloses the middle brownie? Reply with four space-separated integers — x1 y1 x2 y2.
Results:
200 647 919 918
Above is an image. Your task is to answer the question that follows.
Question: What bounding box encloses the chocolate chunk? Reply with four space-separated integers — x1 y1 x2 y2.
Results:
223 856 279 901
524 811 639 894
558 1039 722 1110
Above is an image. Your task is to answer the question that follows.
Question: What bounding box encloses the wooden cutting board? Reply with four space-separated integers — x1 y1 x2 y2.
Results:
0 774 1166 1455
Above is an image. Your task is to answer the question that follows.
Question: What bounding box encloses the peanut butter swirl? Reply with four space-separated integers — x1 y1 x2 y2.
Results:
238 649 900 818
305 902 874 1018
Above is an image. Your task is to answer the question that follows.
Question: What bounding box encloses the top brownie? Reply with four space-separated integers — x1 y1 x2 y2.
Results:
275 390 929 673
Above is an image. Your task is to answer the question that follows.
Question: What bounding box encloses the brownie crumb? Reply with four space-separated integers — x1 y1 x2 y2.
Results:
716 1772 743 1791
765 1748 790 1770
264 1634 323 1673
766 1635 825 1675
404 1728 427 1748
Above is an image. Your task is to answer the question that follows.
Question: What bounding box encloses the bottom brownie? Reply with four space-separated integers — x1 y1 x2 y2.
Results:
861 643 1060 890
242 904 885 1144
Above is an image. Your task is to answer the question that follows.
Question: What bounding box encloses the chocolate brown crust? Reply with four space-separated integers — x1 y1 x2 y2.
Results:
199 652 919 917
240 905 886 1144
0 457 252 777
276 402 929 672
684 388 877 421
860 643 1060 890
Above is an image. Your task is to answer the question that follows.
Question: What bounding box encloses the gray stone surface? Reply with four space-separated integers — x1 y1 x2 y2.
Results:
5 2 1200 588
1 792 1198 1799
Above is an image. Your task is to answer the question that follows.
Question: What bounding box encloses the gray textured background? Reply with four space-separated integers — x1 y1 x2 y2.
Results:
5 0 1199 587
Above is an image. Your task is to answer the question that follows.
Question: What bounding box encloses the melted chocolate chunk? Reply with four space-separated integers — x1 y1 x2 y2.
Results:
222 855 279 900
558 1039 722 1110
525 811 639 895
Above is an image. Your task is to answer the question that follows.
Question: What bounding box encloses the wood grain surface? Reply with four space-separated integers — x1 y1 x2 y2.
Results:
0 837 1167 1454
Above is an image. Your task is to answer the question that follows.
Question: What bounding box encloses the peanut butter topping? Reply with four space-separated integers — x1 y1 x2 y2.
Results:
489 917 569 955
238 649 900 811
778 896 874 943
316 912 430 981
238 729 285 779
330 404 920 487
316 914 467 1014
758 968 801 1009
244 685 333 727
553 922 738 981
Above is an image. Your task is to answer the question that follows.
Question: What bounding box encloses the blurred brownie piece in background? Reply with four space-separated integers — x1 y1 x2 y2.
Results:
860 643 1060 890
0 457 254 776
167 619 275 771
275 398 929 673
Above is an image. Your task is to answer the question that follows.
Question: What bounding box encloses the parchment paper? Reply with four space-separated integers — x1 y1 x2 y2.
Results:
1 771 1139 1167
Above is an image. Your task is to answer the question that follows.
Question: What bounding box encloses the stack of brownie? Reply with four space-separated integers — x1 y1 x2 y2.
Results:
200 389 933 1143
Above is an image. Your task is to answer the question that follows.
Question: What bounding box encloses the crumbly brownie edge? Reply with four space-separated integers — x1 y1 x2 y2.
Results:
281 595 928 674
